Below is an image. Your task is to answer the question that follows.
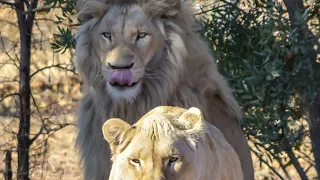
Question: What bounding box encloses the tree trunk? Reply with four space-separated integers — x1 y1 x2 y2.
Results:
15 0 38 179
283 0 320 178
283 138 308 180
4 150 12 180
308 98 320 177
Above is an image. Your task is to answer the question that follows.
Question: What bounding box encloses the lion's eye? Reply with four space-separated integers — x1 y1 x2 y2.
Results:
102 32 111 40
137 32 147 39
169 156 180 164
166 156 180 170
130 159 140 166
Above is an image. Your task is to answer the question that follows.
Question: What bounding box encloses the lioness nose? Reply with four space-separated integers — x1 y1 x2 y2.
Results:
108 62 134 69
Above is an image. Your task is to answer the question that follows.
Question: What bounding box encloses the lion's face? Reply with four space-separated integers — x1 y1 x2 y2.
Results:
76 0 182 102
97 5 163 101
102 106 206 180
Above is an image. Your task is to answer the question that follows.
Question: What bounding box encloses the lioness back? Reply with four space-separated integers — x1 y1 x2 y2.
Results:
102 106 243 180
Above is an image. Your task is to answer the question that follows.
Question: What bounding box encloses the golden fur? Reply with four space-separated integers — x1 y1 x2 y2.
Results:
74 0 254 179
103 106 244 180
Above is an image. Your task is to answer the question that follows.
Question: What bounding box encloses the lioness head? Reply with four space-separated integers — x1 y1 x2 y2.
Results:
76 0 188 102
102 106 207 180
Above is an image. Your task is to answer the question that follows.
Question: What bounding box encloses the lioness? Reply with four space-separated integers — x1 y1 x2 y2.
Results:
103 106 243 180
75 0 254 179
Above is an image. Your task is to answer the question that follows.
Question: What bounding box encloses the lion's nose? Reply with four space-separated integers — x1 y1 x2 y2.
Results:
108 62 134 69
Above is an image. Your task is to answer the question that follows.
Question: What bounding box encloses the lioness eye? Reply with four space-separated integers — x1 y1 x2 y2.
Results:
137 32 147 39
130 159 140 165
102 32 111 40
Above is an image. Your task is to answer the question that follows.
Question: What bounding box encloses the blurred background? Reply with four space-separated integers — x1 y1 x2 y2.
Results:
0 0 319 179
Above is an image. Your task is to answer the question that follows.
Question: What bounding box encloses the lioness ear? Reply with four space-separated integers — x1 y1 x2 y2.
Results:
178 107 205 150
77 0 109 22
102 118 131 153
178 107 205 133
143 0 181 18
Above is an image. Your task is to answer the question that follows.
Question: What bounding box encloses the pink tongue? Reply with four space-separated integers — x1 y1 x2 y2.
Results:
109 70 134 86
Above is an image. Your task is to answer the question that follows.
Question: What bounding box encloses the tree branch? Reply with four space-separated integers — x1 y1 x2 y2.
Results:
0 93 20 104
31 4 53 12
4 150 12 180
250 147 285 180
283 0 319 46
283 138 308 180
35 18 80 27
29 93 44 144
0 0 16 7
283 0 320 177
30 63 76 78
0 111 19 118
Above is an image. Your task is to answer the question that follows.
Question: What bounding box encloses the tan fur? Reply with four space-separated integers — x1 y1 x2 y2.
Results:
74 0 254 179
102 106 244 180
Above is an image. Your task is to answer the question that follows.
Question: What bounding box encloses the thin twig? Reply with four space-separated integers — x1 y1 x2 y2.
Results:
30 63 76 78
35 18 80 27
194 8 216 15
0 112 19 118
0 18 18 27
0 79 18 84
0 34 19 69
29 93 44 144
0 93 20 104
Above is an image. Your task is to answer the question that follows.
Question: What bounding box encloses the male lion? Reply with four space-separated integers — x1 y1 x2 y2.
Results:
102 106 244 180
74 0 254 179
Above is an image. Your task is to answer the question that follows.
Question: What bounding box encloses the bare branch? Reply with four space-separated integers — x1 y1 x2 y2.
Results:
29 122 45 144
0 19 18 27
31 4 53 12
250 147 285 180
30 63 76 78
283 138 308 180
0 0 16 7
0 93 19 104
29 93 44 144
194 8 215 16
0 112 19 118
35 18 80 27
0 118 18 135
0 34 19 69
22 0 29 9
0 78 18 84
4 150 12 180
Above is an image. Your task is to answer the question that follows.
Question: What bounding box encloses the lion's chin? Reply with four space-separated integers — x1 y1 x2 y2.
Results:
106 81 142 103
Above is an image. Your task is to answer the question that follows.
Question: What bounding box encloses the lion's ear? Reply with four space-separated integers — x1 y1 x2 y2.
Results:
143 0 181 18
178 107 205 150
178 107 205 135
77 0 109 22
102 118 131 153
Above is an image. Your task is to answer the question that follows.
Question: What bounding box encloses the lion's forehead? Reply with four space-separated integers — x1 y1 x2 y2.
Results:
127 106 190 141
100 5 125 26
124 133 181 157
150 106 187 114
100 4 147 31
136 114 177 139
